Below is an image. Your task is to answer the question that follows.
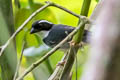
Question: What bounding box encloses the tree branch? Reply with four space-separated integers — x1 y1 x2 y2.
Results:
13 42 25 80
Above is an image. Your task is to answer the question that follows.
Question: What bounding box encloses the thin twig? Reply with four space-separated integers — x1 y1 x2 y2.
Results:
49 1 90 23
0 2 52 56
16 19 88 80
48 2 81 18
13 42 25 80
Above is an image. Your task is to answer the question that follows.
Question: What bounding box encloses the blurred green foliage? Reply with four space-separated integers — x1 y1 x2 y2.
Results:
0 0 17 80
12 0 97 80
96 0 99 2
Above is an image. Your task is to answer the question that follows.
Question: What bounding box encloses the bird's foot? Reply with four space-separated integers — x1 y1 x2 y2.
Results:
69 40 76 46
69 40 81 47
69 40 84 48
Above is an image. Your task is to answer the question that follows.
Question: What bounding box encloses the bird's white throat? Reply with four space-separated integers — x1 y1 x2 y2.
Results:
40 31 50 38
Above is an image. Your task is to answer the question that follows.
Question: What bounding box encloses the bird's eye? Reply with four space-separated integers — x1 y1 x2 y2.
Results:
39 23 43 27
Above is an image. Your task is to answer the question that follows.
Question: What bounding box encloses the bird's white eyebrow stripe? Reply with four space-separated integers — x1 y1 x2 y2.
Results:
38 20 52 24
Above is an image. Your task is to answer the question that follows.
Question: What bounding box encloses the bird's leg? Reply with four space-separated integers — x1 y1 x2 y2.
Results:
68 40 81 48
69 40 86 49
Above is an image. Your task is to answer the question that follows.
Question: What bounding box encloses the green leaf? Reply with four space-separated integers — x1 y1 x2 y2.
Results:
0 0 17 80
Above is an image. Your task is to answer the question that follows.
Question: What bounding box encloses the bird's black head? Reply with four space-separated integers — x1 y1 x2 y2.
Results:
30 20 54 34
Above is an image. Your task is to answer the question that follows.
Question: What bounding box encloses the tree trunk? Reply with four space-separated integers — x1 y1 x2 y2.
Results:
81 0 120 80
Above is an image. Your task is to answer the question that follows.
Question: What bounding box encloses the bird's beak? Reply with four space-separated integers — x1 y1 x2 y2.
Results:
30 28 35 34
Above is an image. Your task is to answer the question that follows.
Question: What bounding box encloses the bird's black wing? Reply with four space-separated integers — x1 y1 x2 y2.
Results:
43 24 74 48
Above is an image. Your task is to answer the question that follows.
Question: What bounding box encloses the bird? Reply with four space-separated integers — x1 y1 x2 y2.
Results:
30 20 91 49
